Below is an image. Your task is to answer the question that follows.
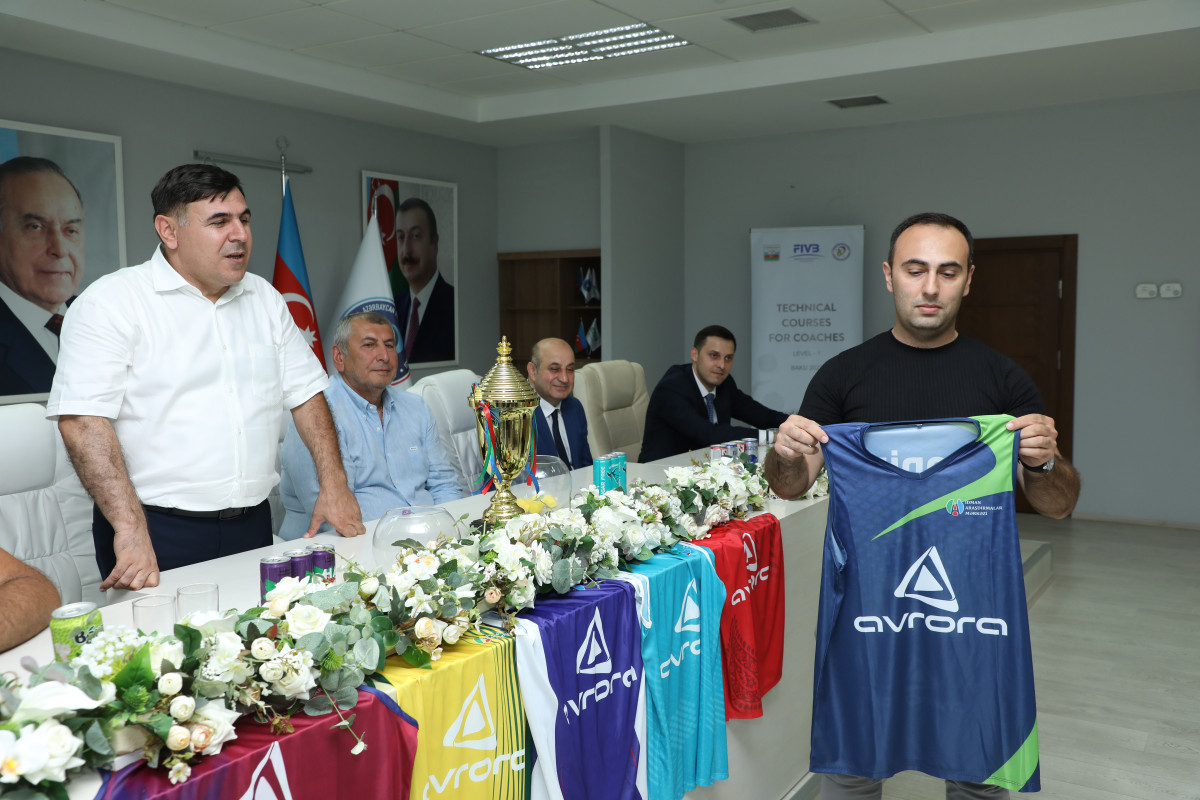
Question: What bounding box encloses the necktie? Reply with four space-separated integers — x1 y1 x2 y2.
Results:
46 313 64 340
404 298 420 360
551 408 571 469
705 392 717 424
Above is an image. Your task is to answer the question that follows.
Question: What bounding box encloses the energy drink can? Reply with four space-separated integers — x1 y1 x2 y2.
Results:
283 549 314 582
50 602 103 662
593 455 613 493
305 544 336 585
608 452 627 492
260 555 292 602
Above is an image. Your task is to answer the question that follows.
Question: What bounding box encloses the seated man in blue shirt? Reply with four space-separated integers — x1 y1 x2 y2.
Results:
279 312 462 539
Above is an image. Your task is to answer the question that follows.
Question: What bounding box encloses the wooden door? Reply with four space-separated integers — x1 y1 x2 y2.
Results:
957 235 1077 511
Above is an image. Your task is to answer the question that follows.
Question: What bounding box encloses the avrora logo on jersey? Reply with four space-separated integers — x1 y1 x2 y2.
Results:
423 675 525 799
730 532 771 606
854 546 1008 636
662 579 703 677
562 607 638 723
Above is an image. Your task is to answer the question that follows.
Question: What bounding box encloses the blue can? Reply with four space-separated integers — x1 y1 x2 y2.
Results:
608 451 627 492
593 455 613 493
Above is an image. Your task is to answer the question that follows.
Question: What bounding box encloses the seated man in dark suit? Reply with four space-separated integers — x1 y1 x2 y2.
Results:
527 337 592 470
0 157 85 396
395 197 455 364
640 324 788 462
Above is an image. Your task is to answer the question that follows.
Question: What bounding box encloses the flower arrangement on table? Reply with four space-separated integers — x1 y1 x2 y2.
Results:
0 455 766 797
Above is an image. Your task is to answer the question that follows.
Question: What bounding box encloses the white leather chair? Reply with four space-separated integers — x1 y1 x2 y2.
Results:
410 369 484 496
573 360 649 462
0 403 88 605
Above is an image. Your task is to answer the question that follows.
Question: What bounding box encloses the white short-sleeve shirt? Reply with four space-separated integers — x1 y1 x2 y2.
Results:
47 247 329 511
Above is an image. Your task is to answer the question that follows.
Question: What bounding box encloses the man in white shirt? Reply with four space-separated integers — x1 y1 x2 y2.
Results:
527 337 592 469
0 157 84 396
48 164 363 592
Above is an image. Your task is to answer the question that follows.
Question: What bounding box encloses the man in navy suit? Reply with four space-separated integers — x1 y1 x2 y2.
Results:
0 157 85 396
395 197 455 364
640 324 788 462
527 337 592 470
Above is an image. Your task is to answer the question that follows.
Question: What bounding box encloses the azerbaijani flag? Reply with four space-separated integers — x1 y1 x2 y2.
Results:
575 319 589 356
272 175 326 369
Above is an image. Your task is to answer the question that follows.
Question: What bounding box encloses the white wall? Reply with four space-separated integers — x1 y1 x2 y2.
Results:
601 126 686 389
684 90 1200 527
0 48 499 382
497 134 600 253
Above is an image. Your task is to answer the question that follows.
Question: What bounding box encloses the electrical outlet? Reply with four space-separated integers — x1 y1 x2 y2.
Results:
1159 282 1183 299
1135 283 1158 299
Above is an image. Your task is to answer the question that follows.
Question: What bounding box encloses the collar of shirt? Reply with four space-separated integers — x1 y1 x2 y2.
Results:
0 280 61 359
330 371 396 421
407 270 440 325
693 367 715 400
151 245 251 304
538 395 572 462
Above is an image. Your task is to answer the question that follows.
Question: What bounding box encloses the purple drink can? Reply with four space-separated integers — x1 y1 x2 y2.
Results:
593 455 613 493
708 444 725 461
260 556 291 603
306 544 336 585
283 548 314 582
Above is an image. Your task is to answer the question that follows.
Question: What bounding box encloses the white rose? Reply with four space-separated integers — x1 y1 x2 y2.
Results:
12 681 104 723
169 695 196 722
149 639 186 675
412 617 437 641
442 624 464 645
190 701 240 756
265 595 292 619
284 604 331 637
250 638 277 660
484 587 502 604
189 725 213 753
259 660 285 683
264 575 311 604
165 725 191 752
273 668 317 698
179 610 238 636
359 576 379 598
17 720 84 785
157 672 183 696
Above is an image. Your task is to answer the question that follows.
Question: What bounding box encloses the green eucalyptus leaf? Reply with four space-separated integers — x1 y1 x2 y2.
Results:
551 559 573 594
296 632 330 662
353 638 380 669
333 686 359 710
303 694 333 716
84 720 113 757
348 605 372 626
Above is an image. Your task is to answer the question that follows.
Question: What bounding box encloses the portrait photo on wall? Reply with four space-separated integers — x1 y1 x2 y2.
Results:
362 171 458 367
0 119 126 404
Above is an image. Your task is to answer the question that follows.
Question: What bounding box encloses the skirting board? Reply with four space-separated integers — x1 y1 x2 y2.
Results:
782 772 821 800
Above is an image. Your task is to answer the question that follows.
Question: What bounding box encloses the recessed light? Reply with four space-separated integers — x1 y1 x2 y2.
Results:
478 23 690 70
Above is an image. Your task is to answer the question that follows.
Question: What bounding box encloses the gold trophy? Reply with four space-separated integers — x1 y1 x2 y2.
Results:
471 337 537 526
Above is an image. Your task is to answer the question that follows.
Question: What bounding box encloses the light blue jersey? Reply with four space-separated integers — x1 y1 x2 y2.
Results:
622 545 728 800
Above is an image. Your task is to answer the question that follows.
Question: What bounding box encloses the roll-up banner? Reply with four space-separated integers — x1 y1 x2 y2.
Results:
750 226 864 413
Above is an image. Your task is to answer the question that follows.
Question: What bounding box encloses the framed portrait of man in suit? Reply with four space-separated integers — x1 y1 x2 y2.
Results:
0 119 126 404
362 171 458 368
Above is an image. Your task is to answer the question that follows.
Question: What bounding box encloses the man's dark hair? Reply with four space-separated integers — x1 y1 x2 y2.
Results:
887 212 974 267
151 164 245 220
693 324 736 350
0 157 83 228
398 196 438 242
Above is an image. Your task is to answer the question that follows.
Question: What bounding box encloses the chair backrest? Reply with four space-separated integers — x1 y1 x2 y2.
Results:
573 360 649 461
412 369 484 496
0 404 84 604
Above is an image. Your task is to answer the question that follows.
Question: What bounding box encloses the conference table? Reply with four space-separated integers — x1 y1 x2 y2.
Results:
0 452 830 800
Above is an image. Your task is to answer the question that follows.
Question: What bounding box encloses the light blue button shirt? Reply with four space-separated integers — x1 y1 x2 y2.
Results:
278 374 463 539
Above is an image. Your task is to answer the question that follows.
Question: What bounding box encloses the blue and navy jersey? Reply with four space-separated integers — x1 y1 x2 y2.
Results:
810 415 1040 792
623 545 729 800
514 580 646 800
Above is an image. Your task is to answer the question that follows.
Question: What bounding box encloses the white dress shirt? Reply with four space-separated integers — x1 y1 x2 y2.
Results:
47 247 329 510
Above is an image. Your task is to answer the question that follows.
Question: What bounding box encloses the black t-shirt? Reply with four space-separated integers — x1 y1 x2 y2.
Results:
798 331 1044 425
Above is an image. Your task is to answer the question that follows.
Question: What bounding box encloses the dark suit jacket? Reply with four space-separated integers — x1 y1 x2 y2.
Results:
397 273 455 363
533 395 593 469
639 363 788 462
0 296 58 396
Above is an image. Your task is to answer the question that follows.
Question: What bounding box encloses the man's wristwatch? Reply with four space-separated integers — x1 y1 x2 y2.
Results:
1021 457 1055 475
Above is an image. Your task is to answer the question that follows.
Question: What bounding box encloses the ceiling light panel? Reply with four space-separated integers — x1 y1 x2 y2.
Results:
479 22 690 69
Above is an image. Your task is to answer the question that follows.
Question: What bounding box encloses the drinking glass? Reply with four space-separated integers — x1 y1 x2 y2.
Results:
131 594 176 635
513 455 572 514
176 582 220 618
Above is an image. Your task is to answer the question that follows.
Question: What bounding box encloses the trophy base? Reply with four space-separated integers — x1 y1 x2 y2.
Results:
481 485 523 527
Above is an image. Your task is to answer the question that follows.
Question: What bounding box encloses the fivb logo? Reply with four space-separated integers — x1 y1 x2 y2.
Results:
854 546 1008 636
563 607 638 722
662 579 703 677
424 675 525 799
731 532 772 606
